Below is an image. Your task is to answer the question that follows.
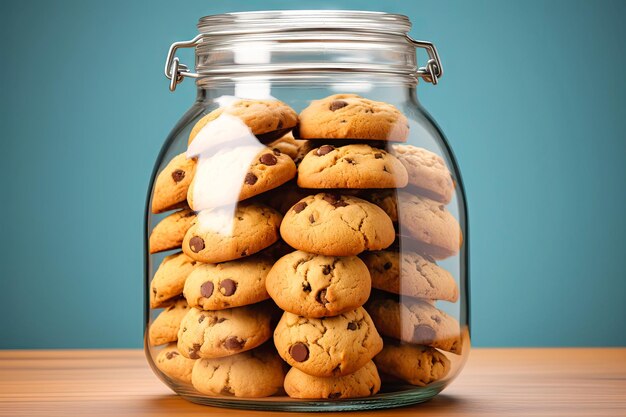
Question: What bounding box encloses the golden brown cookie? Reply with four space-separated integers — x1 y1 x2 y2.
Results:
154 343 195 384
182 203 282 263
149 299 190 346
183 254 272 310
188 99 298 145
266 250 371 318
149 208 196 254
177 304 273 359
361 250 459 302
280 193 395 256
397 191 462 259
391 145 454 203
187 147 296 210
191 343 286 398
297 144 408 189
366 295 462 354
374 342 450 386
273 307 383 377
297 94 409 142
152 153 196 214
150 252 197 308
284 361 381 399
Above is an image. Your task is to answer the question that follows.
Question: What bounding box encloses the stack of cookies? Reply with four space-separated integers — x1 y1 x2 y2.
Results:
146 93 464 399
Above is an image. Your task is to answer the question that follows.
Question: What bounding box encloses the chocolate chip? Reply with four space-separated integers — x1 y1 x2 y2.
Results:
241 249 248 256
413 324 436 344
309 214 315 223
220 279 237 296
316 145 335 156
189 344 201 359
165 351 179 360
171 169 185 183
289 342 309 362
217 317 227 324
293 202 307 213
383 262 392 270
344 157 355 164
260 153 277 166
198 315 205 323
224 336 244 350
329 100 348 111
277 119 284 129
347 321 357 331
328 392 342 399
273 148 281 156
244 172 258 185
316 289 328 306
383 166 389 173
189 236 204 253
302 282 311 293
200 281 214 298
333 200 349 208
322 265 331 275
374 153 383 159
323 194 340 204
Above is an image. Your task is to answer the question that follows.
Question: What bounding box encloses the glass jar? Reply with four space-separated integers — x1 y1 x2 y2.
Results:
144 10 469 412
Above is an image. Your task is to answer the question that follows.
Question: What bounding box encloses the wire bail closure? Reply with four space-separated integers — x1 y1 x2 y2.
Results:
164 33 444 91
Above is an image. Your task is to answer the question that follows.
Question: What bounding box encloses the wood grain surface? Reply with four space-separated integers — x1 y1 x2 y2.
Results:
1 348 624 416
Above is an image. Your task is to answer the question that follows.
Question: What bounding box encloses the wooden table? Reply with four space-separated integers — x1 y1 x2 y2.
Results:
1 348 624 416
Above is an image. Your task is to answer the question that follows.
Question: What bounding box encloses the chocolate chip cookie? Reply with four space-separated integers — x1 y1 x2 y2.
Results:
177 304 273 359
188 99 298 145
154 343 195 384
361 251 459 302
149 298 190 346
284 360 381 399
297 144 408 189
191 343 286 398
366 295 462 354
273 307 383 377
297 94 409 142
152 153 196 214
182 203 282 263
280 193 395 256
149 208 196 254
391 144 454 204
266 250 371 317
184 254 272 310
150 252 197 308
374 342 450 386
187 146 296 211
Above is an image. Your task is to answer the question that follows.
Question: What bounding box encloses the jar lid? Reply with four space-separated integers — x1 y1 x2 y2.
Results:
165 10 443 91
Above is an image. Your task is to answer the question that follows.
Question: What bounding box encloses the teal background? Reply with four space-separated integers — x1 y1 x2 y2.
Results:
1 0 625 349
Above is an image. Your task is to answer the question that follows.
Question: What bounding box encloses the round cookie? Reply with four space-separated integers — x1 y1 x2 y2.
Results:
373 342 450 387
284 360 381 399
391 144 454 204
152 153 197 214
149 208 196 254
297 144 408 189
149 298 190 346
273 307 383 377
182 203 282 263
177 304 273 359
187 146 296 210
188 99 298 145
154 343 195 384
184 255 272 310
397 191 462 259
266 250 371 318
267 132 313 164
191 344 285 398
361 251 459 302
280 193 395 256
366 295 462 354
150 252 197 308
297 94 409 142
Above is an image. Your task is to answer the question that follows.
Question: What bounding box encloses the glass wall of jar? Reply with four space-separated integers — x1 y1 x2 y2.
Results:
144 11 469 412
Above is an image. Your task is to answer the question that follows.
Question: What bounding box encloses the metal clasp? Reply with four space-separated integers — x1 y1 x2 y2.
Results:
164 35 202 92
406 36 443 85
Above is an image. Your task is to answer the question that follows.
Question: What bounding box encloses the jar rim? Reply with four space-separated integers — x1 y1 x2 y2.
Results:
197 10 412 36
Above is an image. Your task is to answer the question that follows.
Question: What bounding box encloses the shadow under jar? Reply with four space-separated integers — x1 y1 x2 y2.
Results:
144 10 470 412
